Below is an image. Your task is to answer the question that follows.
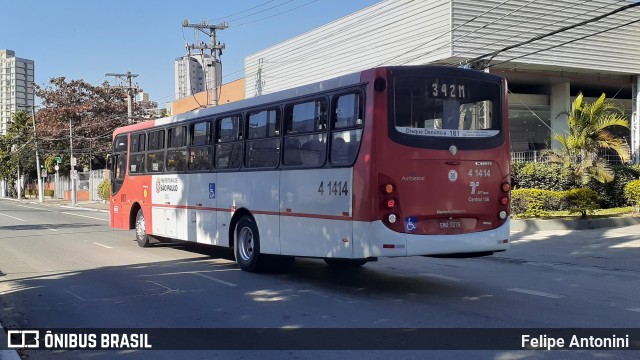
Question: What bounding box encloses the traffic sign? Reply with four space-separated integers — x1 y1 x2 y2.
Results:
56 156 62 164
54 165 59 171
41 169 47 177
70 169 79 180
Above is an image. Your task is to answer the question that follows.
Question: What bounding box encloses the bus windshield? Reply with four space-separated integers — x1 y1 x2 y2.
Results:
393 76 500 138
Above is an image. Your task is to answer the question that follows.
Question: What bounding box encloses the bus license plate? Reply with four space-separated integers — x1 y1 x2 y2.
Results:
439 219 462 230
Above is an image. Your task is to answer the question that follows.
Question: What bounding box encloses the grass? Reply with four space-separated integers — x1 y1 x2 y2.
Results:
513 206 635 220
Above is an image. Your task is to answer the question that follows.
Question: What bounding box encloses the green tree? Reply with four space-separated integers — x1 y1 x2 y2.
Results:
543 93 630 185
34 77 157 173
0 111 37 197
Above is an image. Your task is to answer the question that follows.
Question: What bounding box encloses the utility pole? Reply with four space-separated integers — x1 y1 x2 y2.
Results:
182 20 228 106
106 72 139 123
70 117 76 206
31 106 44 203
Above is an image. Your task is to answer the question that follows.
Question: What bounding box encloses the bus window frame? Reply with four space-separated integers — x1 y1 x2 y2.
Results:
146 128 166 173
329 90 365 167
245 107 281 169
188 119 213 172
282 97 329 168
215 114 243 170
166 125 188 173
129 131 146 176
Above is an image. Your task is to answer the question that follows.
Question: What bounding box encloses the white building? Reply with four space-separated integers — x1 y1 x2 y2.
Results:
174 53 221 100
244 0 640 161
0 50 35 135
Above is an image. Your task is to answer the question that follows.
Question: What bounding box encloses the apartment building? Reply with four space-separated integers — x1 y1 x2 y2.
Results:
0 50 35 135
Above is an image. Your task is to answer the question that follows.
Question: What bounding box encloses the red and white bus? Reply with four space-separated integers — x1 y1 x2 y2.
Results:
109 65 511 272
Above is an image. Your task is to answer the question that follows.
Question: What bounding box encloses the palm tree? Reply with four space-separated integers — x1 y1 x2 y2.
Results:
543 93 630 185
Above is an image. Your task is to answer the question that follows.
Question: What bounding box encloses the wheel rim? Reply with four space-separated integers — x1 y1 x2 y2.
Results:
238 227 254 262
136 213 146 240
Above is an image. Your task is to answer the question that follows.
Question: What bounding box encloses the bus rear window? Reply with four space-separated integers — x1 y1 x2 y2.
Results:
393 77 500 138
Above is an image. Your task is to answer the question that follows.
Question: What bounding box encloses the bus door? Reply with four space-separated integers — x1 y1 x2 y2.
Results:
110 134 128 228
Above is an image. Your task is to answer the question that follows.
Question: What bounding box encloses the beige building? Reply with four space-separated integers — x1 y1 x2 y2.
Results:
244 0 640 162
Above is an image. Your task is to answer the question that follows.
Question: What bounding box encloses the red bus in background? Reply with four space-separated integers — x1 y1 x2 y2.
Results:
109 65 510 272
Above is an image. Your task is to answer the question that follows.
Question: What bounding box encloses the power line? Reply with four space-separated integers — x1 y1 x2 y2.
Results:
206 0 279 22
465 1 640 68
377 0 512 67
445 0 628 67
234 0 319 26
487 15 640 69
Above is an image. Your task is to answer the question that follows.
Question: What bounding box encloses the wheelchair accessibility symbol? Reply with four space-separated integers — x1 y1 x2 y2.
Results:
404 217 417 232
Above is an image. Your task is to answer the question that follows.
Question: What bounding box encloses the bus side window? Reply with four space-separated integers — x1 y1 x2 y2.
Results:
166 126 187 172
147 129 165 173
129 133 145 174
188 120 212 171
330 93 363 166
283 99 327 167
215 115 242 169
245 109 280 168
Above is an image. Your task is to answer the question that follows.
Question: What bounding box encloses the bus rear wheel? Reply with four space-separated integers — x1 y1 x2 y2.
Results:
135 209 152 248
324 258 368 267
234 215 264 272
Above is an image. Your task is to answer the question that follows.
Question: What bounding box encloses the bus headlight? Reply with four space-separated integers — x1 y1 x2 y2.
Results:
499 211 507 220
388 214 397 224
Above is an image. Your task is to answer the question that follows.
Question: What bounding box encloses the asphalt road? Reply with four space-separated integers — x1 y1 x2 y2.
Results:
0 199 639 359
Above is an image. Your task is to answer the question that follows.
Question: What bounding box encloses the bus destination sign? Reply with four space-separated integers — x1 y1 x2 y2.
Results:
429 78 469 100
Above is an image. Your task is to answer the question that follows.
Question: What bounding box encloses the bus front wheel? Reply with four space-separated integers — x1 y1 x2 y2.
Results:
234 215 264 272
135 209 152 248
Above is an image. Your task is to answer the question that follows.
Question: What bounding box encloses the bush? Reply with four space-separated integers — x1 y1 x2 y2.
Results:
587 165 640 208
512 163 640 208
511 162 575 191
511 189 566 218
624 179 640 211
564 188 599 218
98 179 111 201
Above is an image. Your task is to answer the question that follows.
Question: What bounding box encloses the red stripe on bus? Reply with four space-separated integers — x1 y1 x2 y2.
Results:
150 204 351 221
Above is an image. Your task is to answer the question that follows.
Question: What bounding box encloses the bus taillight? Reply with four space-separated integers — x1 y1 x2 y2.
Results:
501 182 510 192
379 175 403 232
500 196 509 206
387 199 396 209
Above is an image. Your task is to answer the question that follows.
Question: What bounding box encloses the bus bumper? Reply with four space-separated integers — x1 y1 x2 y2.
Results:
362 219 510 257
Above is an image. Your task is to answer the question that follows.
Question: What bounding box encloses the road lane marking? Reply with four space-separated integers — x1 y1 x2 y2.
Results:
507 288 564 299
9 203 107 221
93 242 113 249
419 273 463 282
627 308 640 313
192 272 238 287
148 280 181 295
60 212 108 221
0 213 26 221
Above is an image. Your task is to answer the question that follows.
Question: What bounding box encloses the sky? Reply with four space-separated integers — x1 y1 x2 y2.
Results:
2 0 380 107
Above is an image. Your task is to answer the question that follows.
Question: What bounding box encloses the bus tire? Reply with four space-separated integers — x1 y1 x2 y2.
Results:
234 215 264 272
324 258 367 267
135 209 152 248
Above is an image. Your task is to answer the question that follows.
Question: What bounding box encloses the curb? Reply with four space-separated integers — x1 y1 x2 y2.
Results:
511 216 640 233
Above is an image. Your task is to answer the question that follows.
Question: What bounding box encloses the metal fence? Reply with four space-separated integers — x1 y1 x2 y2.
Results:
42 169 106 200
510 150 632 165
